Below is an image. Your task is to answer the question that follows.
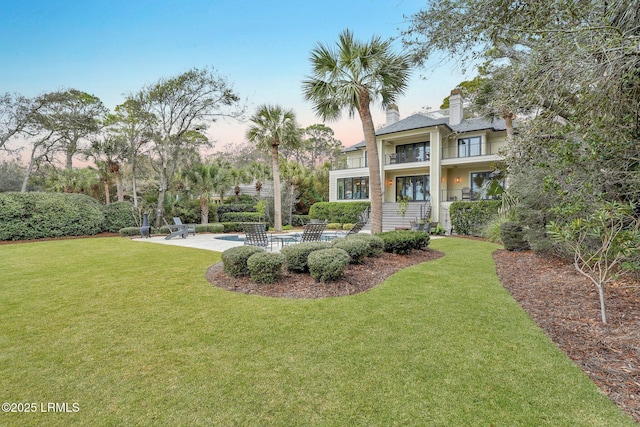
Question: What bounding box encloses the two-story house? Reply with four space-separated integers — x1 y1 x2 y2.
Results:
329 88 508 230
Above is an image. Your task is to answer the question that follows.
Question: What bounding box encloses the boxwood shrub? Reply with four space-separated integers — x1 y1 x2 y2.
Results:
0 192 104 241
308 201 370 224
220 212 262 223
221 245 264 278
281 241 332 272
376 230 430 254
246 252 285 284
307 248 350 282
350 233 384 257
332 237 368 264
104 201 136 233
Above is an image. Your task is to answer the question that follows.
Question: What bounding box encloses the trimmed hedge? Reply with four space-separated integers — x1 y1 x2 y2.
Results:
247 252 285 284
376 230 430 254
221 245 264 278
332 237 368 264
104 201 136 233
450 200 501 236
308 201 370 224
195 223 225 233
307 248 350 282
500 221 530 252
0 192 104 241
281 241 332 272
220 212 262 223
217 204 257 216
221 222 244 232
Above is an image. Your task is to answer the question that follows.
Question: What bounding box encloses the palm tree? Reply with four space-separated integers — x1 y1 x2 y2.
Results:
302 29 412 233
248 161 271 198
181 163 224 224
246 105 300 232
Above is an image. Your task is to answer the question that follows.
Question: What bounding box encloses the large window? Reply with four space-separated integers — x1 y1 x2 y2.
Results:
396 141 430 163
457 136 481 157
396 175 430 202
470 171 502 199
337 177 369 200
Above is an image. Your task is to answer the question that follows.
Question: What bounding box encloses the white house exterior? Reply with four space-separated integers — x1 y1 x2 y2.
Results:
329 89 508 230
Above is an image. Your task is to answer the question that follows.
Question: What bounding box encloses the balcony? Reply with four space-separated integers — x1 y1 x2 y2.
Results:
441 140 505 160
385 152 430 165
332 158 367 170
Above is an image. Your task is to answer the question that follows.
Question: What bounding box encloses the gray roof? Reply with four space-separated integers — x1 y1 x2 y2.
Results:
342 113 508 152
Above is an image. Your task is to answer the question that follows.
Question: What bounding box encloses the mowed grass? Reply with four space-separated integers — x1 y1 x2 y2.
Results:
0 237 635 426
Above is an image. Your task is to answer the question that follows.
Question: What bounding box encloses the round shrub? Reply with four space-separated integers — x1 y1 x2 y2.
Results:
307 248 350 283
220 212 262 223
246 252 285 284
350 233 385 257
332 237 368 264
119 226 145 237
500 221 530 251
221 245 264 278
104 201 136 233
0 192 104 241
281 241 332 272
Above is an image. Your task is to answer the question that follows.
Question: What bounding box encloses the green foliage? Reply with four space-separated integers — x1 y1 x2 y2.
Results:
104 201 136 233
342 223 354 230
119 227 143 237
307 248 351 282
450 200 501 236
0 192 104 240
500 221 530 251
376 230 430 254
225 194 256 205
218 203 257 216
332 237 369 264
246 252 285 284
221 245 264 278
350 233 385 257
308 201 370 224
326 222 342 230
292 214 309 226
196 223 224 233
220 212 262 223
221 222 244 232
281 241 332 272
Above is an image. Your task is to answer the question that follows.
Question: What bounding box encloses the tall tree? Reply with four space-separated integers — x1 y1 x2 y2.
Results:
181 163 224 224
247 161 271 198
0 92 48 152
280 124 343 170
136 67 243 227
35 89 107 169
246 105 300 232
303 29 412 233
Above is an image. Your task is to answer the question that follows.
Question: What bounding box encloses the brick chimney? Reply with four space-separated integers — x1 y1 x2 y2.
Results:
386 104 400 126
449 88 463 126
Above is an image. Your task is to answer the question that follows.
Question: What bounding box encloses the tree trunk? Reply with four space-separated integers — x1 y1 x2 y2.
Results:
504 112 514 143
200 195 209 224
156 164 168 228
65 150 74 170
357 90 383 233
598 285 607 324
271 145 282 232
115 171 124 202
103 179 111 205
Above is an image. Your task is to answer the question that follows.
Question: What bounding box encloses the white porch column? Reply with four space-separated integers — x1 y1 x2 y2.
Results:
429 127 441 222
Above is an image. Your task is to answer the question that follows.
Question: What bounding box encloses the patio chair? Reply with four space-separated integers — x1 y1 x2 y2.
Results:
173 217 196 236
242 223 273 250
461 187 472 200
336 221 366 238
163 218 188 240
293 222 327 243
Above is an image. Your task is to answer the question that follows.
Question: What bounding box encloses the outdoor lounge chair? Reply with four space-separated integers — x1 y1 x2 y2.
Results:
293 222 327 243
461 187 472 200
242 223 273 250
163 218 188 240
173 217 196 236
336 221 366 238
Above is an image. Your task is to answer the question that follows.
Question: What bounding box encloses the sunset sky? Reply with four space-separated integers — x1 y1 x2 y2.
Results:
1 0 471 154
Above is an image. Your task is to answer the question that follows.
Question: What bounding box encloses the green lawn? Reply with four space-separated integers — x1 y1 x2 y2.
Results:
0 237 635 426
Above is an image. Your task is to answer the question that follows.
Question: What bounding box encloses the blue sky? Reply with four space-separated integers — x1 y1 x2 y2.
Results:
0 0 472 151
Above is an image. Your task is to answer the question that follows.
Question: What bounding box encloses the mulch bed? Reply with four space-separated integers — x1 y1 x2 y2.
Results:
208 243 640 423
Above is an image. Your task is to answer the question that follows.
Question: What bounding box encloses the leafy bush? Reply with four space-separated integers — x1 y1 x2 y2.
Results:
376 230 430 254
195 223 224 233
291 214 309 226
220 212 262 223
500 221 530 251
342 223 354 230
119 227 146 237
332 237 368 264
217 204 257 216
308 201 370 224
0 192 104 241
221 245 264 278
450 200 501 236
326 223 342 230
104 201 136 233
281 241 332 272
307 248 350 282
350 233 385 257
221 222 244 232
246 252 285 284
